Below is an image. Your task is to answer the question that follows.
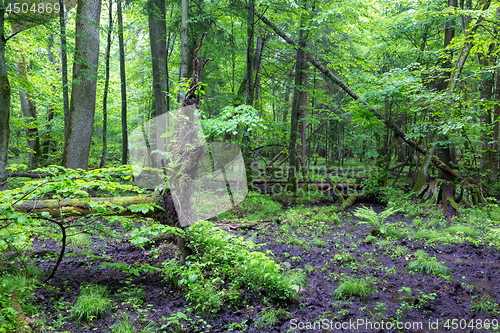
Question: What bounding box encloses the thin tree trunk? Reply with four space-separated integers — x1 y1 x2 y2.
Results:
117 0 128 165
0 0 10 184
179 0 189 101
298 65 308 159
59 0 69 138
18 57 41 168
100 0 113 168
447 0 492 93
245 0 255 107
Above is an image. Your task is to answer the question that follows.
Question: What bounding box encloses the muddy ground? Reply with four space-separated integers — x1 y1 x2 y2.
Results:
18 199 500 332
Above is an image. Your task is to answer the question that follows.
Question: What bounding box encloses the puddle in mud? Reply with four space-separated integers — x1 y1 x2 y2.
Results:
470 280 499 295
441 253 500 268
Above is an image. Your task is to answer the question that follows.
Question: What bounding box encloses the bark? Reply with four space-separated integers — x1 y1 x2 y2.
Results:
148 0 168 116
59 0 69 137
0 0 11 184
117 0 128 165
260 14 468 184
100 0 113 168
62 0 102 170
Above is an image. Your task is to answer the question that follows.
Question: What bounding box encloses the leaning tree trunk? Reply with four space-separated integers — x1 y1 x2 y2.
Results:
260 14 468 184
62 0 102 170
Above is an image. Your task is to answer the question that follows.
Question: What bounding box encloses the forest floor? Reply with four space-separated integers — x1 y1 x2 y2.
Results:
10 194 500 332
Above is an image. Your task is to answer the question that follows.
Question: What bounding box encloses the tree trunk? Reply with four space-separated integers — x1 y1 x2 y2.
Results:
490 8 500 183
62 0 102 170
0 0 11 184
59 0 70 138
179 0 189 101
245 0 255 107
19 91 41 167
100 0 113 168
288 28 307 195
148 0 168 116
298 64 308 159
117 0 128 165
18 57 41 168
437 0 457 180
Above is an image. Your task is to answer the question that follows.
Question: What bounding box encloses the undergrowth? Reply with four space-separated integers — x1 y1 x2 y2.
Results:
162 220 305 315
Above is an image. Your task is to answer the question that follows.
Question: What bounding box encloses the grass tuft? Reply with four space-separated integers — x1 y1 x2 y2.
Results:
406 250 450 276
71 284 112 322
333 276 373 300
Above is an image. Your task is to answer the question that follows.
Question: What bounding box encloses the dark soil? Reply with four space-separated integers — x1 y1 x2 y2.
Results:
15 200 500 332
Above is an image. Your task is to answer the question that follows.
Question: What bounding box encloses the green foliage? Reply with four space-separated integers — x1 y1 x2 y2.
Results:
71 285 112 322
406 250 450 277
333 276 374 300
66 233 92 247
0 292 17 333
254 308 290 329
110 312 136 333
219 193 282 221
469 295 499 315
162 221 303 314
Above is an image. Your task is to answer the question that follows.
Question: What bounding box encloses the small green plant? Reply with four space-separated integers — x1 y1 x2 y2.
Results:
390 246 409 259
110 312 136 333
255 308 290 328
353 206 401 226
406 250 450 276
333 276 373 300
66 233 92 247
71 284 112 322
161 311 193 333
469 295 499 314
354 206 401 238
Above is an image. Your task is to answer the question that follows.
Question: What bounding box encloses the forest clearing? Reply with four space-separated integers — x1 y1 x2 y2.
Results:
1 0 500 332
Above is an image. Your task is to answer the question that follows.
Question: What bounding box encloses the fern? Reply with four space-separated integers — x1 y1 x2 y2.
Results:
353 206 401 226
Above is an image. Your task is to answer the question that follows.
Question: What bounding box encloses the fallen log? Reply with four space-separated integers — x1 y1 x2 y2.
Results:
13 194 160 218
260 14 468 184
